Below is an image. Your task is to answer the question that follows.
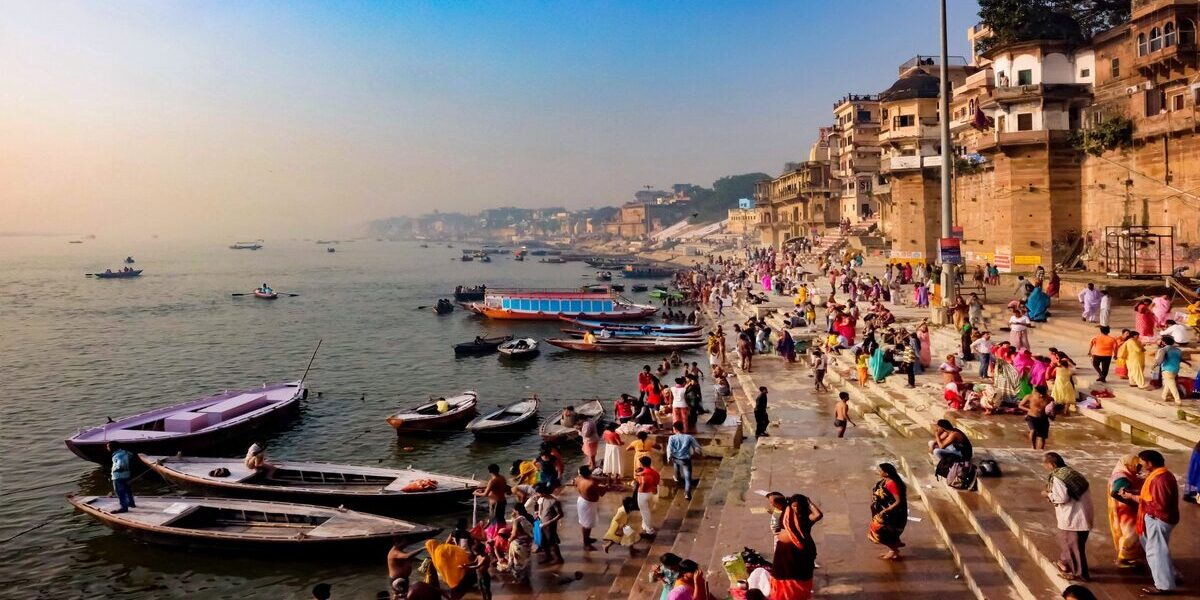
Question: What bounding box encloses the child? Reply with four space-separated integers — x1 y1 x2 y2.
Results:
464 541 492 600
855 348 870 387
834 392 856 438
811 349 829 392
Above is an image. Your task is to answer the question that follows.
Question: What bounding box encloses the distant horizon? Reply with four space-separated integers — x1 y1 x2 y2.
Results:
3 1 978 239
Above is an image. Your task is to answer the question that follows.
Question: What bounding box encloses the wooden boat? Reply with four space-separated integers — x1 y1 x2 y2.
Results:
433 299 454 315
453 285 486 302
539 257 566 264
229 242 262 250
545 338 707 353
386 392 478 432
465 397 540 434
139 455 481 509
467 289 657 321
595 271 613 281
622 265 676 279
610 284 625 292
93 269 143 279
497 338 539 358
631 284 648 292
460 255 474 262
478 254 491 263
649 289 685 301
563 318 702 333
560 328 703 340
454 335 513 355
125 256 136 264
326 247 336 253
538 400 604 441
67 495 438 553
253 288 278 300
65 381 307 464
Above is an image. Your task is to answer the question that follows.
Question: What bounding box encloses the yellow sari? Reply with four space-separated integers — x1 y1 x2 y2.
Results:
1050 364 1076 411
1117 338 1147 389
425 539 470 588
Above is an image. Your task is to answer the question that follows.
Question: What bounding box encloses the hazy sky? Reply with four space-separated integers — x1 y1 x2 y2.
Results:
1 1 976 239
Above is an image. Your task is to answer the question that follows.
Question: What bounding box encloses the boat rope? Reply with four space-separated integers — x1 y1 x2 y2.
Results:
0 520 51 544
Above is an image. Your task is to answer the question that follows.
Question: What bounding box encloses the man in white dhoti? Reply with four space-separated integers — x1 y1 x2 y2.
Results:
1077 283 1102 323
1098 289 1112 327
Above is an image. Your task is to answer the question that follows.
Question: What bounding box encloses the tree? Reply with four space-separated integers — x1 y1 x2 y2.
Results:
975 0 1128 54
684 173 769 222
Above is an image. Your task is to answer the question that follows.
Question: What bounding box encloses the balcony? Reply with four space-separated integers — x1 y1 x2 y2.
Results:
880 155 943 172
1134 41 1198 73
984 83 1091 107
975 129 1055 152
1134 109 1199 140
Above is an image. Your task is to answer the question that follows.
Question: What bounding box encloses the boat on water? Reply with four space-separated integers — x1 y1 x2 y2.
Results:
453 285 486 302
460 255 474 262
649 289 685 301
92 268 143 279
560 328 703 340
465 289 657 321
583 256 635 268
67 495 438 553
465 397 540 435
545 338 707 353
563 318 702 333
327 247 336 253
139 455 481 510
124 256 135 264
497 338 539 359
230 242 262 250
64 381 307 464
433 299 454 314
622 265 676 279
69 240 83 244
631 284 648 292
419 244 429 248
539 257 566 264
477 254 491 263
386 392 478 433
513 253 525 262
538 400 604 442
454 335 513 355
595 271 613 281
254 287 278 299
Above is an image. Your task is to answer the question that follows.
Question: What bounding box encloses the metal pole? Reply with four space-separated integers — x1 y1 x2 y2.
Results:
939 0 956 303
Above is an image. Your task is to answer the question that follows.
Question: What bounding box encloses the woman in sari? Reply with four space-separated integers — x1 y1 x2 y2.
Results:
1116 330 1148 389
868 463 908 560
993 357 1021 406
1047 269 1061 298
425 537 473 596
1030 356 1051 387
1151 294 1172 329
1108 455 1145 567
1134 301 1156 338
772 493 823 600
916 323 932 369
777 330 797 363
1026 285 1050 322
506 503 535 584
868 347 894 382
1050 356 1077 413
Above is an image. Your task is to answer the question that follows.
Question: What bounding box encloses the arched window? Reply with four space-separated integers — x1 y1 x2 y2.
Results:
1138 33 1148 55
1181 19 1196 45
1165 22 1176 47
1150 26 1163 52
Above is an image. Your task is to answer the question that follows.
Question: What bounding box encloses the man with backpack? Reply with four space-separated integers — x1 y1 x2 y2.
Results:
1043 452 1094 582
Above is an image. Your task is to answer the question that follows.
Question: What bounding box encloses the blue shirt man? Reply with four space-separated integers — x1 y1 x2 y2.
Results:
666 422 702 501
108 442 136 512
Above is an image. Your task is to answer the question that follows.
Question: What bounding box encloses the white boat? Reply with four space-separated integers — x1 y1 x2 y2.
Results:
465 397 540 435
497 338 539 359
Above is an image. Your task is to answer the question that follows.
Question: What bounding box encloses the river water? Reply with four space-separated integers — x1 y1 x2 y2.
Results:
0 236 689 598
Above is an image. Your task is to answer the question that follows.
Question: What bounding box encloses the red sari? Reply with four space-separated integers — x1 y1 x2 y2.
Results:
771 496 817 600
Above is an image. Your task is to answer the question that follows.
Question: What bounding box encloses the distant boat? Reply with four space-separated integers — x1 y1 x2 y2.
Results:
466 289 657 321
124 256 135 264
68 240 83 244
230 242 262 250
539 257 566 264
91 269 143 279
453 285 486 302
327 247 336 253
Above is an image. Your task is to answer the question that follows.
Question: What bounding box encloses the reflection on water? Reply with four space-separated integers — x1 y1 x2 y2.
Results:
0 236 691 598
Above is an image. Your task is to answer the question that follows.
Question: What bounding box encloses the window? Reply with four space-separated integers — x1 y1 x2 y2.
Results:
1150 27 1162 52
1111 58 1120 78
1138 33 1148 55
881 108 889 120
1145 89 1164 116
1080 68 1090 78
1182 19 1196 45
895 115 915 127
1165 22 1176 47
1017 113 1034 131
1017 69 1033 85
1172 93 1184 111
857 110 872 122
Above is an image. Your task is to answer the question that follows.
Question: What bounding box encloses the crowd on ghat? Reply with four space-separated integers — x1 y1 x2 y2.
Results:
323 244 1200 600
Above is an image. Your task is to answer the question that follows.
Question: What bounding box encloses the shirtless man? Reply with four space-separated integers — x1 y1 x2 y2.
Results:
1018 384 1051 450
574 465 608 550
386 539 420 599
473 463 508 525
244 441 270 471
834 392 856 438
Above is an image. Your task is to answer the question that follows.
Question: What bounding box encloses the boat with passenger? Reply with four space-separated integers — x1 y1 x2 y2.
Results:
465 288 657 321
229 242 262 250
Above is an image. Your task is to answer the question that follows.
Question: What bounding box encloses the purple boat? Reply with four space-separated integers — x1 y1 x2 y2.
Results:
64 381 307 464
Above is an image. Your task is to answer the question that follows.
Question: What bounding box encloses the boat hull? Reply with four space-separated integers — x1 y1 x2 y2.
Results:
545 338 706 353
471 305 656 321
253 291 278 300
386 394 478 433
94 270 143 279
65 384 305 464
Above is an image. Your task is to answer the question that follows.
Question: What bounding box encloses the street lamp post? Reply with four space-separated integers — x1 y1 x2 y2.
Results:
939 0 956 306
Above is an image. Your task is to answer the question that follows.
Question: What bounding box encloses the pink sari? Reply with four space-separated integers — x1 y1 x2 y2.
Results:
1151 296 1172 328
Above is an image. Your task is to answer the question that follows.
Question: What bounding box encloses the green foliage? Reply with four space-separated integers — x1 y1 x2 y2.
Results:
1070 116 1134 156
954 156 984 176
975 0 1128 54
682 173 770 222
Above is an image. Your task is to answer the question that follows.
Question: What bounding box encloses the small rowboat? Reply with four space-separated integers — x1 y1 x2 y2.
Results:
649 289 685 301
65 381 307 464
454 335 513 355
67 495 438 554
545 338 707 353
631 284 648 292
139 455 481 510
386 392 478 433
466 397 540 435
563 318 702 334
497 338 539 359
254 289 278 300
538 400 604 442
433 299 455 315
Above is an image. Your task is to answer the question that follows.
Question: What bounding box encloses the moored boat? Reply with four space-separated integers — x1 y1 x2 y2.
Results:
93 268 143 279
622 265 676 279
454 335 513 355
497 338 539 359
595 271 612 281
139 455 481 510
229 242 262 250
562 318 702 333
631 284 648 292
467 289 657 321
544 338 707 353
560 328 703 340
465 397 540 435
538 400 604 441
453 285 486 302
386 392 478 433
538 257 566 264
65 381 307 464
67 495 438 553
